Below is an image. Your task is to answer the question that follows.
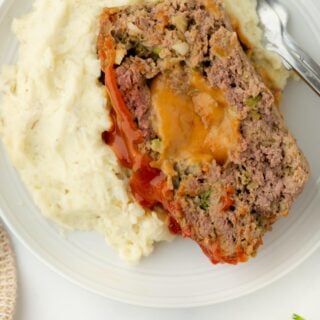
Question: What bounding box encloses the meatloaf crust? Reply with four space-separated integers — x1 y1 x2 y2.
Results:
97 0 309 263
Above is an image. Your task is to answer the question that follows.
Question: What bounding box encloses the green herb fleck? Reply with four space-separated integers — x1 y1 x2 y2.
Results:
293 314 306 320
150 138 162 153
117 34 129 45
172 175 181 189
199 190 211 211
151 47 162 60
135 42 149 57
240 170 251 185
251 110 261 120
152 47 162 55
245 93 262 108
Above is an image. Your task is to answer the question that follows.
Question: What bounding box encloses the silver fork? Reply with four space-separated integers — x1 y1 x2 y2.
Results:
257 0 320 96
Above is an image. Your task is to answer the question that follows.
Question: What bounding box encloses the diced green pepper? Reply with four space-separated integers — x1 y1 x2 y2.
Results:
152 47 162 55
245 93 262 108
199 190 211 211
135 42 149 56
172 175 181 189
150 138 162 153
240 170 251 185
251 110 261 120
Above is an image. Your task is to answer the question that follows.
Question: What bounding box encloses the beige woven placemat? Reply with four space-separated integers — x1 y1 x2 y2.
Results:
0 223 17 320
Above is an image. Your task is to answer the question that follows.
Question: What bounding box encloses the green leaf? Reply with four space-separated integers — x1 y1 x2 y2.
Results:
293 314 306 320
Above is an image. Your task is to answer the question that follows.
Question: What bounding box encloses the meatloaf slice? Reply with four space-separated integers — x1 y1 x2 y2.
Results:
97 0 309 264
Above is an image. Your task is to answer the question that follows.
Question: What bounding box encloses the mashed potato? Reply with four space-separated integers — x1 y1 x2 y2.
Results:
0 0 173 263
223 0 291 89
0 0 289 263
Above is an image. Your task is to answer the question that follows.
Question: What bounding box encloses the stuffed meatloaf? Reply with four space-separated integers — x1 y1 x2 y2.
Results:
97 0 309 264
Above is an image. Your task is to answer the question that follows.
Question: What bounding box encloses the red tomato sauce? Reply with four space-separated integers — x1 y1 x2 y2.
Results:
101 66 178 226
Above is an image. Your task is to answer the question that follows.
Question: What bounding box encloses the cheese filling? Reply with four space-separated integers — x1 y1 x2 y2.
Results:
150 72 239 176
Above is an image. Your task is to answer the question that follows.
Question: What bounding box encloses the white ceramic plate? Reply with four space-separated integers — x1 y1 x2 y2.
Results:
0 0 320 308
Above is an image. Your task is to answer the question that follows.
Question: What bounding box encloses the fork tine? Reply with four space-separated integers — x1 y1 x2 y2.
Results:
267 0 320 75
266 0 289 26
256 0 320 95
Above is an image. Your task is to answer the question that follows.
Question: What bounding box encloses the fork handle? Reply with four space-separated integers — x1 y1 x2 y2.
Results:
283 31 320 77
273 38 320 96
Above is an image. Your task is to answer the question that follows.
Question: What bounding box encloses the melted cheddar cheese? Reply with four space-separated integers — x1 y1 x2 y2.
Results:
150 72 239 176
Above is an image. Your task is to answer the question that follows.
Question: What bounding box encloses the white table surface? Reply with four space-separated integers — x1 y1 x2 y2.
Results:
10 232 320 320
